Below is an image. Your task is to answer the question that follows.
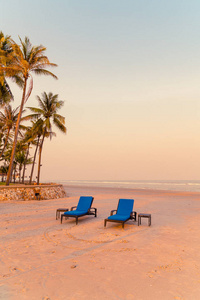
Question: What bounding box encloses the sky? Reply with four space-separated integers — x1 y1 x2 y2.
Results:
1 0 200 181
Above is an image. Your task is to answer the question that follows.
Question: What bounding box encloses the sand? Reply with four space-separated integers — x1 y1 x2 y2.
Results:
0 185 200 300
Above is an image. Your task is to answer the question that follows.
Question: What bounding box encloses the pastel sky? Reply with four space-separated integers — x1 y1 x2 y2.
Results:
1 0 200 181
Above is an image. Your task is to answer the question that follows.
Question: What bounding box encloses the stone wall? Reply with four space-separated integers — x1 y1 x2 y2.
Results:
0 184 66 201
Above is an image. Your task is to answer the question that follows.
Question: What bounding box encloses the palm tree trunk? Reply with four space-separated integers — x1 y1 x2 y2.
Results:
11 164 14 183
0 129 10 159
22 143 30 184
19 165 22 183
37 133 45 185
29 136 40 184
6 78 27 185
13 163 16 183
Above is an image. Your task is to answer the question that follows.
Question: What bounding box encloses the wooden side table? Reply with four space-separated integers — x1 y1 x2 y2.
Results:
56 208 69 220
138 213 151 226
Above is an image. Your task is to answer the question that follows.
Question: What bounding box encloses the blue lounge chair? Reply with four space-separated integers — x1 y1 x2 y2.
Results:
104 199 136 228
61 196 97 225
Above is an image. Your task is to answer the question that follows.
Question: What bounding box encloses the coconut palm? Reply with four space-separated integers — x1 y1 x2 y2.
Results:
28 92 66 184
0 104 29 159
28 119 44 184
14 140 31 183
0 31 14 105
20 126 33 184
0 80 13 105
20 123 41 184
14 151 31 183
0 36 58 185
0 164 8 182
1 144 16 182
15 151 26 183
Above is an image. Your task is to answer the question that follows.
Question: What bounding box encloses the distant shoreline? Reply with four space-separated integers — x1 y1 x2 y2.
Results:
50 179 200 193
62 183 200 196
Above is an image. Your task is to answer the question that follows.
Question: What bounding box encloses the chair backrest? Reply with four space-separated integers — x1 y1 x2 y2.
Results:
77 196 94 211
117 199 134 215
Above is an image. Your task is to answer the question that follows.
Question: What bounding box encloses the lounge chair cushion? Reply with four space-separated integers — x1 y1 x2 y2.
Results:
104 199 135 227
107 214 131 222
77 196 93 211
63 196 94 217
107 199 134 222
117 199 134 215
64 210 88 216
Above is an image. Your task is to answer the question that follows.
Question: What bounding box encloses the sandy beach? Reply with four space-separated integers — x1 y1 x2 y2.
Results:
0 185 200 300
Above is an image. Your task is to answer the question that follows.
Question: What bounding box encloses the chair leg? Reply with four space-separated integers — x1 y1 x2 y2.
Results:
149 216 151 226
61 215 63 224
104 219 107 227
76 217 78 225
56 210 60 220
122 222 124 229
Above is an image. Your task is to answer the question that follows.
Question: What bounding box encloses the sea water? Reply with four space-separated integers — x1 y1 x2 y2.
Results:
53 180 200 193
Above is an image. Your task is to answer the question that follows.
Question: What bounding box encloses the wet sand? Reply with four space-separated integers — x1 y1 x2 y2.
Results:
0 185 200 300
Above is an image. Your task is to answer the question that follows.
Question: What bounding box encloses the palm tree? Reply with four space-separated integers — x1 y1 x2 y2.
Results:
0 80 13 105
0 36 58 185
15 151 26 183
14 140 31 183
21 126 33 184
0 164 8 182
2 143 16 182
21 124 40 184
28 119 44 184
28 92 66 184
0 104 29 159
0 31 14 105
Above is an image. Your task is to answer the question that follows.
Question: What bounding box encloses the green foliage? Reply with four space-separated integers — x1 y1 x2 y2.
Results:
0 32 64 185
27 92 66 184
2 34 58 185
0 31 14 104
28 92 66 137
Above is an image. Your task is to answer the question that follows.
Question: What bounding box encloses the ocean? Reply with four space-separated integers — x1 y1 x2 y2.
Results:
53 180 200 193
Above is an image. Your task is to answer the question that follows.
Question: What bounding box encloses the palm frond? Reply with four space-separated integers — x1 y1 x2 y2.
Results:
53 116 67 133
11 74 24 88
37 94 47 111
24 75 33 103
53 113 65 123
32 68 58 79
